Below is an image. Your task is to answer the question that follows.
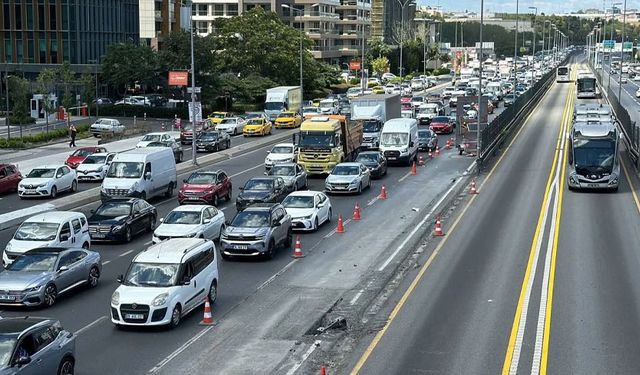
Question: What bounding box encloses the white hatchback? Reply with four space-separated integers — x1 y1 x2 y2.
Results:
153 205 225 244
111 238 219 327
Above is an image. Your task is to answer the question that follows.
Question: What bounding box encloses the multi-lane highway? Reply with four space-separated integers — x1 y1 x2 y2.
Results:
341 57 640 374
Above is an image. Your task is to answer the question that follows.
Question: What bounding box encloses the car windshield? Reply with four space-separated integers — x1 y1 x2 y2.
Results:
574 138 615 171
141 134 162 142
72 149 94 157
27 168 56 178
211 113 226 119
220 118 236 124
432 116 449 123
420 106 437 114
244 179 272 191
332 165 359 176
124 263 179 287
356 154 379 163
412 96 423 102
14 222 59 241
363 121 380 133
0 336 16 367
163 211 201 225
282 195 314 208
419 130 433 138
6 253 58 272
82 155 106 164
186 172 216 184
95 201 131 217
199 133 218 140
269 166 295 176
265 102 284 111
299 133 334 147
271 146 293 154
303 107 319 113
247 119 264 125
380 133 408 147
279 113 295 118
320 102 335 108
107 162 143 178
231 211 270 227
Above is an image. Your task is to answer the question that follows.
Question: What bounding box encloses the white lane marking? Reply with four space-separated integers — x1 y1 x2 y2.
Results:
257 260 296 291
148 326 215 374
144 241 152 245
377 174 466 272
0 203 55 226
323 218 352 238
75 316 108 336
367 196 379 206
285 340 322 375
350 290 364 305
398 171 412 183
102 260 111 265
120 249 134 257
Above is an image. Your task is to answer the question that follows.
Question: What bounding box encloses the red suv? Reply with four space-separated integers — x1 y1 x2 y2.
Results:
178 169 232 206
65 146 108 168
0 164 22 194
429 116 455 135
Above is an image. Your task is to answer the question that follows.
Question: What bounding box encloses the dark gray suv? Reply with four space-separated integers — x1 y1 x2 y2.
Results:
220 203 292 260
0 317 75 375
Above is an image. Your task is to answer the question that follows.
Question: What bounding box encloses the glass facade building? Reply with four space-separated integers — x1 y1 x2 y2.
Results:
0 0 139 65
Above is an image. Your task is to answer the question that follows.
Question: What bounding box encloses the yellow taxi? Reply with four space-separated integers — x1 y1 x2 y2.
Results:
243 117 272 136
311 98 323 107
208 112 232 125
274 111 302 129
372 87 385 94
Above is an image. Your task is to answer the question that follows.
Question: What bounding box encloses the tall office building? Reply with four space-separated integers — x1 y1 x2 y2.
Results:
139 0 182 49
0 0 139 69
371 0 415 43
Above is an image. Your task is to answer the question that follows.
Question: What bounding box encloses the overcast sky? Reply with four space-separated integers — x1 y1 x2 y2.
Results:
423 0 614 15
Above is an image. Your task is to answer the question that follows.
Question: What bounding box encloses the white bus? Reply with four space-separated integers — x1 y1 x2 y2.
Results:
576 72 599 99
556 66 570 82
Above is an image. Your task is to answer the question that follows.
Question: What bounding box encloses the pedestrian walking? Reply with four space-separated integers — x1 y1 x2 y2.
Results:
69 124 77 147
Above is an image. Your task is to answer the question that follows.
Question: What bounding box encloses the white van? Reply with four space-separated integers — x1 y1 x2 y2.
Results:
101 148 177 202
3 211 91 266
379 118 419 165
110 238 219 327
485 82 503 99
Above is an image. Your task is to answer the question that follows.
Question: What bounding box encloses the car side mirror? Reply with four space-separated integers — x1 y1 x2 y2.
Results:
203 219 211 224
159 218 164 223
59 234 69 242
182 276 191 285
15 356 31 367
145 172 151 180
116 274 124 283
272 220 281 227
317 202 325 208
57 265 69 273
409 141 414 148
183 179 188 183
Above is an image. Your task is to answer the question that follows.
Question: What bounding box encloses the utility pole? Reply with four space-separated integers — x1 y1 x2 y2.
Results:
478 0 484 160
188 0 198 166
619 0 627 100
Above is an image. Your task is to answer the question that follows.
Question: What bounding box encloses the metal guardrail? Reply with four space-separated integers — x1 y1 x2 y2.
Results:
478 56 571 163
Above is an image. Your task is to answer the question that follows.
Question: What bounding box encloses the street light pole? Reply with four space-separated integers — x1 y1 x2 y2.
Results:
396 0 415 78
4 68 9 140
513 1 518 92
478 0 483 160
608 3 621 91
619 0 627 100
188 0 198 166
282 4 313 100
529 7 537 83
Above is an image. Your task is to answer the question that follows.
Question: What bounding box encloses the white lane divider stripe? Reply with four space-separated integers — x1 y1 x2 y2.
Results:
75 316 108 336
149 326 215 374
285 340 322 375
120 249 134 257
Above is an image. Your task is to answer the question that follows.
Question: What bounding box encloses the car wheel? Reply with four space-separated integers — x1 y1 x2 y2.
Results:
57 357 75 375
208 280 218 305
169 304 181 328
165 182 174 198
357 182 362 194
50 185 57 198
265 240 276 260
225 189 232 201
124 226 132 243
313 217 319 232
212 194 219 206
71 180 77 192
221 253 231 261
148 215 157 231
217 225 225 242
177 152 183 163
284 228 292 248
43 284 57 307
82 242 90 249
87 266 100 288
214 144 219 152
233 129 237 136
327 208 332 222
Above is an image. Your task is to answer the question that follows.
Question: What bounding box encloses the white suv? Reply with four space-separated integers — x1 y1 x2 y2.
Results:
110 238 219 328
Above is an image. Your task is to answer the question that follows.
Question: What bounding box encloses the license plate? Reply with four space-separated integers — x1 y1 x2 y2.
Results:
92 233 106 238
0 295 16 301
587 183 600 188
125 313 144 320
25 189 36 193
388 157 396 160
234 245 248 250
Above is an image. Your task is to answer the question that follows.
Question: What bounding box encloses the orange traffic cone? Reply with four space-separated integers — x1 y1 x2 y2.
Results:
445 139 451 150
435 145 440 156
200 296 215 325
320 367 327 375
428 150 433 159
353 202 361 220
292 236 305 258
379 185 388 200
418 155 425 166
434 217 444 236
411 161 417 175
470 179 478 194
336 215 345 233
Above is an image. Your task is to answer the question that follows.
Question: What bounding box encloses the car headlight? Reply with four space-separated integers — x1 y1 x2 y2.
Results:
151 292 169 307
23 285 43 293
111 291 120 305
185 232 199 238
4 243 11 252
302 214 313 220
112 224 124 232
37 183 48 188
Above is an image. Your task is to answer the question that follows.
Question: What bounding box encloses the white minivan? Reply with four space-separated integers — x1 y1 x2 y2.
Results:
111 238 219 327
3 211 91 266
101 148 177 202
379 118 419 165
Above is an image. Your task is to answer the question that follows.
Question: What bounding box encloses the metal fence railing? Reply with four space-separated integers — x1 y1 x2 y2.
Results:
478 56 570 163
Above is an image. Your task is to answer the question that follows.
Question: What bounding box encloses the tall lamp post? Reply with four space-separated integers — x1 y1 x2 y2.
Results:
182 0 199 166
478 0 484 161
608 3 621 90
88 59 99 118
4 69 9 140
529 7 537 71
513 1 518 92
397 0 416 78
282 4 315 100
618 0 627 100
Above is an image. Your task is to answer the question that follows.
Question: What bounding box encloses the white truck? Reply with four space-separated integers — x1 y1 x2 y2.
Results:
264 86 302 121
350 94 401 149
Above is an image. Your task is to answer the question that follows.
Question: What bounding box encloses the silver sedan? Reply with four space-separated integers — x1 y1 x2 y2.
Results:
324 162 371 194
265 163 308 192
0 247 101 307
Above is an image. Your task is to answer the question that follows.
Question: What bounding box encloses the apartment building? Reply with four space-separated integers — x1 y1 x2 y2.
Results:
139 0 182 49
371 0 415 44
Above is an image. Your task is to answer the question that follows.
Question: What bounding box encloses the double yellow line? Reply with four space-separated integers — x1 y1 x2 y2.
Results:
501 67 576 375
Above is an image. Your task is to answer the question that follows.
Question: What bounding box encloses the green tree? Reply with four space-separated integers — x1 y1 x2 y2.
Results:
8 76 30 124
102 43 158 95
35 69 58 133
372 56 390 76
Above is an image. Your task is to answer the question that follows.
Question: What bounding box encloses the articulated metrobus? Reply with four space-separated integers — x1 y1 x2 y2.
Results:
556 66 570 82
576 71 599 99
567 122 620 192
